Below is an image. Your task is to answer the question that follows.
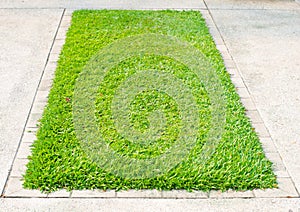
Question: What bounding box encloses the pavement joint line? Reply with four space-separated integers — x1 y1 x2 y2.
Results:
3 8 299 200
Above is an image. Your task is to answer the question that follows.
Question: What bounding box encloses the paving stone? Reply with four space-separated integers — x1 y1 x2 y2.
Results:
16 142 32 159
56 28 68 40
254 178 299 198
116 189 162 198
25 127 38 133
240 98 256 111
219 50 232 60
10 159 29 177
65 10 74 16
260 137 278 153
216 44 228 54
71 189 116 198
4 177 47 197
236 87 250 99
251 123 270 137
161 190 208 199
60 20 71 28
209 189 254 198
43 61 57 74
264 152 286 172
48 189 71 198
212 36 224 46
61 15 72 23
274 170 290 178
216 45 230 58
39 78 53 92
48 53 60 63
207 28 221 40
26 113 42 128
51 41 64 54
245 110 264 124
230 76 246 88
22 132 37 143
35 90 49 103
223 59 236 69
31 101 47 113
226 68 241 78
42 71 55 83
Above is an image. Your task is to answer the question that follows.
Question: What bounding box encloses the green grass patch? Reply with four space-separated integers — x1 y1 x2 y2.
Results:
23 10 277 192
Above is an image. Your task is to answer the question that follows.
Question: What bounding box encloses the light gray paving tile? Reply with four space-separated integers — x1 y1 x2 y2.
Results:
260 137 278 153
245 110 264 124
51 41 65 54
212 36 224 46
226 68 241 78
223 59 236 69
35 90 49 103
231 77 246 88
26 113 42 128
209 189 254 198
216 44 227 53
216 47 231 60
42 70 55 82
71 189 116 198
264 152 286 172
4 177 46 197
65 10 74 16
208 28 221 40
48 53 60 63
10 159 29 177
48 189 71 198
117 189 162 198
31 101 47 114
251 123 270 137
39 78 53 91
16 142 32 159
43 61 57 74
55 34 67 41
236 87 250 99
56 28 68 40
60 21 71 28
254 178 299 198
240 98 256 111
61 15 72 23
22 131 37 144
161 190 208 199
25 127 38 133
274 170 290 178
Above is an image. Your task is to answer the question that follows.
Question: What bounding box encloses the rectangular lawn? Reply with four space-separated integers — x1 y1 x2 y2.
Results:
24 10 276 192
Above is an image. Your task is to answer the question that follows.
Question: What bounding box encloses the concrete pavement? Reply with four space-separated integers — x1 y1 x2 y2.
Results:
0 8 64 196
0 0 300 210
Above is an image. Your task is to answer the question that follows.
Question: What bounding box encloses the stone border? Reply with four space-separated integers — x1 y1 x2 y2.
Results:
3 9 299 199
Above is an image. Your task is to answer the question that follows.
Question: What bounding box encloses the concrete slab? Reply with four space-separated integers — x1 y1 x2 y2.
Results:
1 198 300 211
0 129 20 194
0 0 206 9
0 9 63 194
205 0 300 10
208 6 300 192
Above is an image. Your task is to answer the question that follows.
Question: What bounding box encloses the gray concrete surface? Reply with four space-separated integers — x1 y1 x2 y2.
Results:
0 0 206 9
1 0 300 211
205 0 300 10
0 9 63 194
1 198 300 211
